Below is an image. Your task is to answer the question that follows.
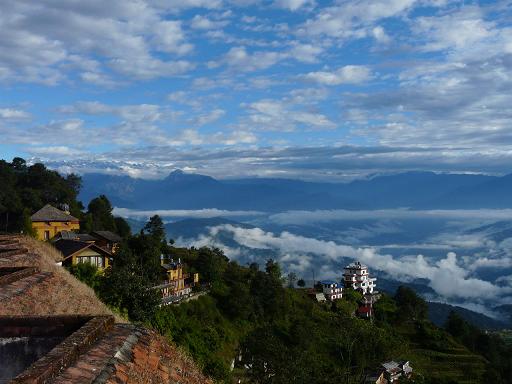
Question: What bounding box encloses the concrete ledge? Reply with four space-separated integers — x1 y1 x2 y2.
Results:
7 315 115 384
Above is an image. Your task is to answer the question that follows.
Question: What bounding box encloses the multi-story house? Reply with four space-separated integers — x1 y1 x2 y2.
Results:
343 261 377 295
158 258 199 305
31 204 80 241
320 280 343 301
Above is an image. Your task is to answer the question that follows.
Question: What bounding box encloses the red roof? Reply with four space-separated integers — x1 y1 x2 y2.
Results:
357 305 372 313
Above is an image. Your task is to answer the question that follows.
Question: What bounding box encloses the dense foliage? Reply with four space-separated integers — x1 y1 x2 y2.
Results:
0 157 131 237
0 158 82 233
150 251 410 383
149 254 510 384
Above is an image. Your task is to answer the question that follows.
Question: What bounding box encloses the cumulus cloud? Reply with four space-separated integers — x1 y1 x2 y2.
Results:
303 65 372 85
211 46 286 72
0 0 194 84
298 0 417 39
245 98 335 131
190 15 229 30
0 108 30 120
275 0 314 11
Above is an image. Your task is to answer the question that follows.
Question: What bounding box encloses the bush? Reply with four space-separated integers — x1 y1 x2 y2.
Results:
67 262 100 290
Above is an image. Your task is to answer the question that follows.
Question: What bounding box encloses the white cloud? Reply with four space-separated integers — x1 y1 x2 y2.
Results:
413 7 496 52
269 209 512 225
0 0 195 84
192 109 226 126
247 99 335 130
303 65 372 85
288 42 323 63
212 46 286 72
27 145 87 156
0 108 30 120
114 207 265 219
299 0 417 39
190 15 229 30
60 102 164 123
372 26 390 43
275 0 314 11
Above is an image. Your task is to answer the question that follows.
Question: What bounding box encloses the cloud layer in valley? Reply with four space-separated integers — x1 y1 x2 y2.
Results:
179 224 512 310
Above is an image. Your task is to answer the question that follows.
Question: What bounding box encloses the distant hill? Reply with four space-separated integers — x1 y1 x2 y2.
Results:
80 170 506 211
428 302 509 330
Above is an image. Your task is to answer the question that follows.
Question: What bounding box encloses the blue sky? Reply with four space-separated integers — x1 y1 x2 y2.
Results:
1 0 511 180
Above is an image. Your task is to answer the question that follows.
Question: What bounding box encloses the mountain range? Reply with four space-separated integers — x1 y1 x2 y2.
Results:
79 170 510 210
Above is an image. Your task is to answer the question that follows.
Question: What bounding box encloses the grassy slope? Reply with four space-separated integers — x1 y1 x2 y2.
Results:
395 323 487 383
0 236 119 318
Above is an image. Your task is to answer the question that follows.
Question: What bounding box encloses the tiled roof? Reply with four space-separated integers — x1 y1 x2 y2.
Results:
31 204 79 222
92 230 122 243
53 239 92 258
53 239 112 259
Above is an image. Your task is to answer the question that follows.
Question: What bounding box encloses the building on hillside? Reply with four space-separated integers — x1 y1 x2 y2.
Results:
380 361 413 382
357 304 373 319
53 239 113 270
157 258 200 305
320 280 343 301
91 230 122 254
31 204 80 241
343 261 377 295
365 371 387 384
307 290 327 302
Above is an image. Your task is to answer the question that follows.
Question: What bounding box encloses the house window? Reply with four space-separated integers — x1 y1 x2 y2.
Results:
44 231 50 240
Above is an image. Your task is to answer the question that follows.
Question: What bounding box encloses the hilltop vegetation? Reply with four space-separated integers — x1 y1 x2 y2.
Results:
0 157 132 237
142 244 511 384
0 158 82 233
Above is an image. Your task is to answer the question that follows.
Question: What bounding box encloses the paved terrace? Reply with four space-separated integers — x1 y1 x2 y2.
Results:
0 235 212 384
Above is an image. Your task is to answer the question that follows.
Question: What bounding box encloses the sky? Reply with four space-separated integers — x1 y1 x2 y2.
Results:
1 0 512 180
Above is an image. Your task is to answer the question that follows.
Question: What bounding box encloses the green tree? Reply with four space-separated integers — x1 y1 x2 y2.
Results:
99 245 160 321
68 262 101 290
114 216 132 238
286 272 297 288
265 258 282 282
297 278 306 287
87 195 116 231
394 286 428 321
144 214 166 242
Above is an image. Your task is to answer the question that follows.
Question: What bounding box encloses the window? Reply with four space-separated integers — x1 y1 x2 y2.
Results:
77 256 104 268
44 231 50 240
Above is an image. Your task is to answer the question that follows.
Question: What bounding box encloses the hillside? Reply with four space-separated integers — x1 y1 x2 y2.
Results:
145 247 510 384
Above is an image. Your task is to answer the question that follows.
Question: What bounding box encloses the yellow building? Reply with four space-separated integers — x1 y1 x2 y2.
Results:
53 239 113 270
31 204 80 240
163 260 187 291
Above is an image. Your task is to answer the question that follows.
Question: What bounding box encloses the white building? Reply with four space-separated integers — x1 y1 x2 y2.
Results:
320 280 343 301
343 261 377 294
